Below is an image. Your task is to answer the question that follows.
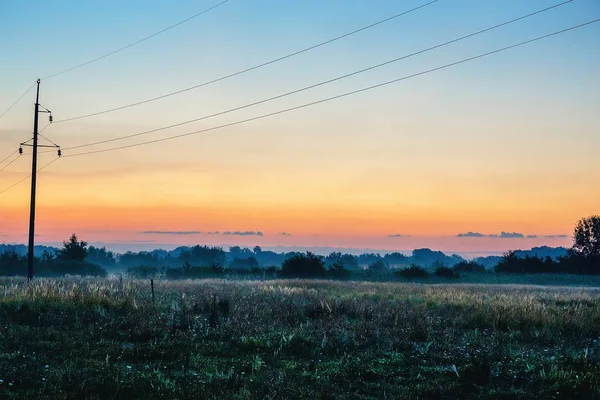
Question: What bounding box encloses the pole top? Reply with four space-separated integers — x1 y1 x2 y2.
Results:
36 79 41 84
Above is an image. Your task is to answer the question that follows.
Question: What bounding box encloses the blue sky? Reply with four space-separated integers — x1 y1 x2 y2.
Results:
1 0 599 253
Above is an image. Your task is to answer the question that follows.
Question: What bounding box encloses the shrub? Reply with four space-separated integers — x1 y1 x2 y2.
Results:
229 256 259 270
1 253 107 277
367 260 388 271
453 260 485 273
395 264 429 279
328 261 351 279
0 250 27 276
434 266 460 278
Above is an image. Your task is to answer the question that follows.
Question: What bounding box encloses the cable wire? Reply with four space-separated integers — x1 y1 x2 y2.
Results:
39 123 52 133
0 150 18 166
0 154 21 172
63 0 573 151
63 19 600 159
0 83 36 121
39 134 59 147
0 157 60 196
42 0 229 80
54 0 440 123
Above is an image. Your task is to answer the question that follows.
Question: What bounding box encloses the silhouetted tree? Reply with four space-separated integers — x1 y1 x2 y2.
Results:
357 253 382 267
435 266 460 278
42 250 55 262
254 249 285 267
368 259 388 271
328 261 351 279
119 251 161 267
280 252 326 278
574 216 600 257
0 250 27 276
383 252 409 266
325 252 358 270
56 234 88 261
86 246 116 266
229 256 259 269
179 245 226 267
495 251 557 273
395 264 429 279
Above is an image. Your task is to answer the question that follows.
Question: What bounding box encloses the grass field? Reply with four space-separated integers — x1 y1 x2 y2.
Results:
1 277 600 399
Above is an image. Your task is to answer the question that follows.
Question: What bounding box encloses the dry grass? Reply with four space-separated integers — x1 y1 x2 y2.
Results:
1 277 600 399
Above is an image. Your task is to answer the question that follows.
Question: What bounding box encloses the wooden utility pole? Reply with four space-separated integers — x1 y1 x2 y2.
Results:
27 79 41 281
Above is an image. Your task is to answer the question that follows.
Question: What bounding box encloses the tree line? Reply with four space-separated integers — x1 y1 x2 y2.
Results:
1 216 598 279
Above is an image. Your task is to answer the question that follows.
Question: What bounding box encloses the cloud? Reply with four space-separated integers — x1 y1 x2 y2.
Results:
115 240 157 243
457 231 525 239
143 231 202 235
526 235 538 239
206 231 220 235
279 232 292 236
387 234 406 238
223 231 264 236
457 232 487 238
499 232 525 239
544 234 570 239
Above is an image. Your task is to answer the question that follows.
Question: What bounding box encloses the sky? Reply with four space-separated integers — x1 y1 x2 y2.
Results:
0 0 599 255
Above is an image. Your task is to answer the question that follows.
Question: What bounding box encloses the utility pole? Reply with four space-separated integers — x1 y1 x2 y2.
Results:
27 79 41 281
23 79 57 280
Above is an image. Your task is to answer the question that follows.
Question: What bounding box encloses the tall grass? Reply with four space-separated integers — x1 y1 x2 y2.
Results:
1 277 600 399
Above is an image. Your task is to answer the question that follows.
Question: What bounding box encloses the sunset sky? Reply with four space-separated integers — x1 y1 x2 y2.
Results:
1 0 599 255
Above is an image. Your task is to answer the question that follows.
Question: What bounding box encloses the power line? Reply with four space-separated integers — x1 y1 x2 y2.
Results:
54 0 441 123
41 0 230 81
63 0 573 151
0 154 21 172
0 150 18 166
39 123 52 133
0 82 36 121
39 134 59 147
63 19 600 159
0 157 59 196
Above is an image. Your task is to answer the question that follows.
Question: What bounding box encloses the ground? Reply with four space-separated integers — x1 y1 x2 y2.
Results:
1 277 600 399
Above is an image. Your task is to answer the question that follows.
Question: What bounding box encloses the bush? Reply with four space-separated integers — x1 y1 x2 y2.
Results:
495 252 556 273
435 266 460 278
280 252 326 278
328 262 351 279
0 250 27 276
395 264 429 279
41 260 107 277
453 260 485 273
367 260 388 272
229 256 259 270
